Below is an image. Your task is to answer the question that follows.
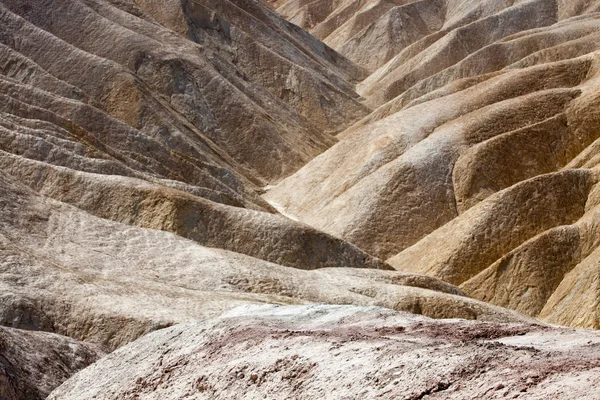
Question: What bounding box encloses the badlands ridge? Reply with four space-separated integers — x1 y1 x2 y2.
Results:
0 0 600 398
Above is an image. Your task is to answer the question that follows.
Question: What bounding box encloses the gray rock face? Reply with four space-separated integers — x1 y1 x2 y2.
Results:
0 326 104 400
49 305 600 400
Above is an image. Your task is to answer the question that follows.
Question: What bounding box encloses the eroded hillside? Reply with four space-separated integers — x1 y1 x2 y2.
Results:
0 0 542 350
268 0 600 329
1 0 600 398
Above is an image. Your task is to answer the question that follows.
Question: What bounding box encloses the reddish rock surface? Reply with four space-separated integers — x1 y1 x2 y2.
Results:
50 305 600 399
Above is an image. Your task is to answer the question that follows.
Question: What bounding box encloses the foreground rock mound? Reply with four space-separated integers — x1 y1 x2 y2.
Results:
0 326 104 400
50 305 600 400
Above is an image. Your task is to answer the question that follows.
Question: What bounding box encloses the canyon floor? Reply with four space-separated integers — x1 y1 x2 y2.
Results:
1 0 600 398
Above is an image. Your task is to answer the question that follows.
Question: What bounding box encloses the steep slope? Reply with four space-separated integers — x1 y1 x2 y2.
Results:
50 305 600 400
280 0 600 77
0 326 103 400
267 0 600 328
0 0 370 199
0 0 381 272
358 0 600 107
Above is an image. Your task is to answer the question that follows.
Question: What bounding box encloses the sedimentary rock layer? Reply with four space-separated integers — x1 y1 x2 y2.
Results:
0 0 384 273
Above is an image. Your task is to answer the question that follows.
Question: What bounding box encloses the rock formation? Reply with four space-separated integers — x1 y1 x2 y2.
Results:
1 0 600 397
0 326 103 400
0 0 552 345
49 305 600 400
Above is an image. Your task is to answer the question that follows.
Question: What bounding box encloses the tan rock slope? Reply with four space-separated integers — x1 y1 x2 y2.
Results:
268 0 600 328
49 305 600 400
0 326 103 400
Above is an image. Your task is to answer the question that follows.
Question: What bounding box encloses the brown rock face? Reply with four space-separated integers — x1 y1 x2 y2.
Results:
0 326 103 400
0 0 380 272
0 0 367 196
49 305 600 400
